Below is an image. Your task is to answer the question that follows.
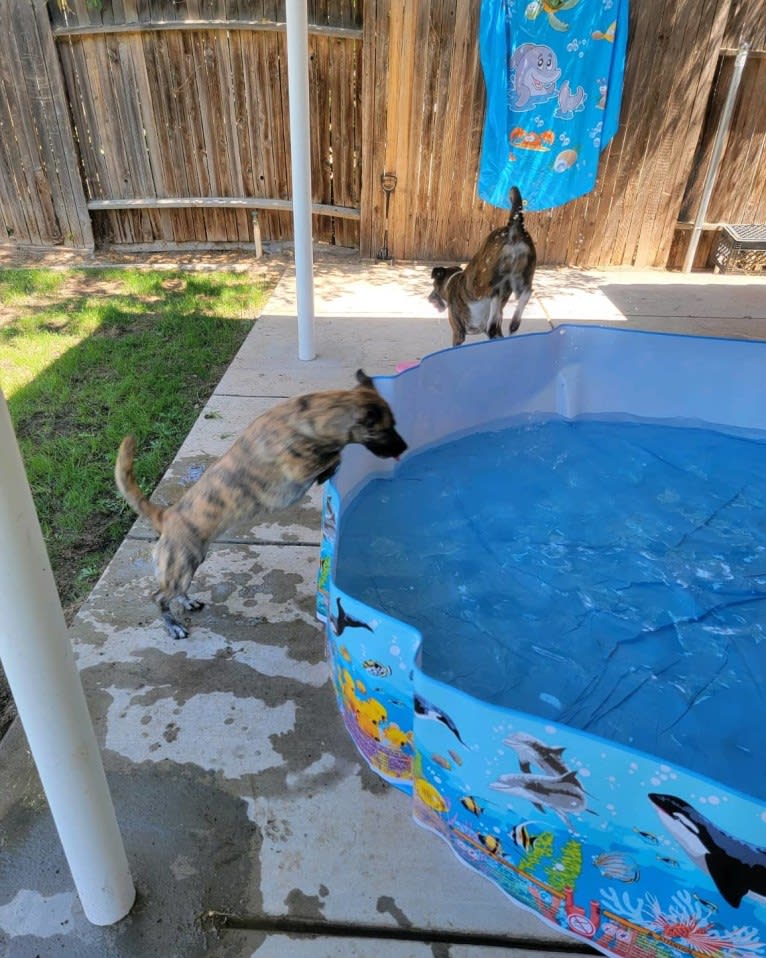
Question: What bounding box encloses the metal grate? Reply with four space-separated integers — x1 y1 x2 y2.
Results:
713 224 766 273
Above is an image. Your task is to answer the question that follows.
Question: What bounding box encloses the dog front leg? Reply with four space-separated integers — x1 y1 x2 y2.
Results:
487 296 504 339
448 309 466 347
154 590 192 640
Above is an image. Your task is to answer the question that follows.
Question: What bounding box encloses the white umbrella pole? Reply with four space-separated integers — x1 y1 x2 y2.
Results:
0 391 135 925
286 0 316 361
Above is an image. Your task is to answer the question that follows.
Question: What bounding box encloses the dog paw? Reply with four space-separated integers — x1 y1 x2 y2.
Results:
163 616 189 640
177 595 205 612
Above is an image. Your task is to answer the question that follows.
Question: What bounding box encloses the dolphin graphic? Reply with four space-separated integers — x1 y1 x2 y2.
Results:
414 693 466 746
649 793 766 909
503 731 570 777
490 769 587 826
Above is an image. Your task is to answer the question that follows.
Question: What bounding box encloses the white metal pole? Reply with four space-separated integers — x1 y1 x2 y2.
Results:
683 43 749 273
0 391 135 926
286 0 316 361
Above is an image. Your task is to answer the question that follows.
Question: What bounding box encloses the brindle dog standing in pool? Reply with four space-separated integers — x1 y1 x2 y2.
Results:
429 185 537 346
116 370 407 639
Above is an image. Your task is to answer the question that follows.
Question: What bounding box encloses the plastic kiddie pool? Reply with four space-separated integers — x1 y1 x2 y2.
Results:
316 326 766 958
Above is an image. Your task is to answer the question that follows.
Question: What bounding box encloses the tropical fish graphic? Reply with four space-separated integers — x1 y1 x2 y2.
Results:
461 796 484 817
362 659 391 678
510 821 539 853
383 722 412 751
592 852 640 883
414 777 448 814
432 753 452 771
479 833 503 856
632 826 660 845
592 21 616 42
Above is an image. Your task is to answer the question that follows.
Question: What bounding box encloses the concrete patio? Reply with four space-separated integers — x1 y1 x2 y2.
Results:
0 252 764 958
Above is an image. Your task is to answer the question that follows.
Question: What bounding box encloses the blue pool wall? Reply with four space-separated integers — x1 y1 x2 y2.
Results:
316 326 766 958
330 325 766 510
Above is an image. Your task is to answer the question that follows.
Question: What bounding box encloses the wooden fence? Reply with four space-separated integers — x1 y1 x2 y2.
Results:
1 0 765 268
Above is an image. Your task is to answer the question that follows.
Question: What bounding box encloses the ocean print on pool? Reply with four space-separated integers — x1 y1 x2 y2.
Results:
316 327 766 958
478 0 629 211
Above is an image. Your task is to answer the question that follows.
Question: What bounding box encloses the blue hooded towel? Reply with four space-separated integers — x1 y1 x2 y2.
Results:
478 0 629 212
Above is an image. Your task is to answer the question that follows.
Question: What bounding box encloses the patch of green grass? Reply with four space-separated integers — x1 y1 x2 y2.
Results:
0 269 274 618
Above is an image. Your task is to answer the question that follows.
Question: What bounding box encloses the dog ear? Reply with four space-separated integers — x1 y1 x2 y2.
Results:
355 369 376 391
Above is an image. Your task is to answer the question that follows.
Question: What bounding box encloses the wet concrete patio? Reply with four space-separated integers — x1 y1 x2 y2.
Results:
0 252 764 957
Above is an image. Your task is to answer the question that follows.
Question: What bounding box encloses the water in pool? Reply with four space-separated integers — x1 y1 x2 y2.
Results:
335 416 766 801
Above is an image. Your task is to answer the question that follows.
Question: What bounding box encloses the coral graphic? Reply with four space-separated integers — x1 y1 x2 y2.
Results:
601 888 765 957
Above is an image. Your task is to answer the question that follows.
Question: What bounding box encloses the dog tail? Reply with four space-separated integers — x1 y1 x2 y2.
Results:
508 185 527 236
115 435 165 533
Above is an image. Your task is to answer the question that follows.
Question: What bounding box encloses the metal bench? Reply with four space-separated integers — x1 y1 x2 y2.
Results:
713 224 766 273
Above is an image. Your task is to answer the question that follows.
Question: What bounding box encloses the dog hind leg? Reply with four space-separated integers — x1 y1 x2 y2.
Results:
508 287 531 334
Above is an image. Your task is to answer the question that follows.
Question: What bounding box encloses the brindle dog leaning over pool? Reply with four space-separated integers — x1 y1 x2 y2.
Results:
116 370 407 639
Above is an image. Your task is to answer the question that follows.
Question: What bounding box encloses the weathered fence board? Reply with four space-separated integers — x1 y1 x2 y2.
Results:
1 0 765 266
0 0 92 249
47 0 361 249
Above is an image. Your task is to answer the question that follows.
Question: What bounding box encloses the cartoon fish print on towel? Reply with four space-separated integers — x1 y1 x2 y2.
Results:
479 0 629 211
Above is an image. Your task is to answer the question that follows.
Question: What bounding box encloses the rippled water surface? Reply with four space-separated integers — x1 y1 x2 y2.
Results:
336 417 766 799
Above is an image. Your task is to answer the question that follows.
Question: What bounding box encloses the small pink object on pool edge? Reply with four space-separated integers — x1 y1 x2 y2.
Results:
395 360 420 374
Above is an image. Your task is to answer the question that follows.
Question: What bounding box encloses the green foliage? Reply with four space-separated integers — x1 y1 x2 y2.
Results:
0 268 272 616
521 830 554 870
545 838 583 891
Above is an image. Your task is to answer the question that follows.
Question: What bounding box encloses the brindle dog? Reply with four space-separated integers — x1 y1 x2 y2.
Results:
116 370 407 639
429 185 536 346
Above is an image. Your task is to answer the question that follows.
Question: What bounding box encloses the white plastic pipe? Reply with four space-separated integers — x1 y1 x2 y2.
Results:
286 0 316 361
0 391 135 926
683 43 750 273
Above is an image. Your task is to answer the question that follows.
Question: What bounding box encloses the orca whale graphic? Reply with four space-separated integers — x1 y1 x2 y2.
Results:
649 792 766 909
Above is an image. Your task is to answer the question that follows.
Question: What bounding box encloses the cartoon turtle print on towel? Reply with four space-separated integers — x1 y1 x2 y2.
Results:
525 0 582 33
